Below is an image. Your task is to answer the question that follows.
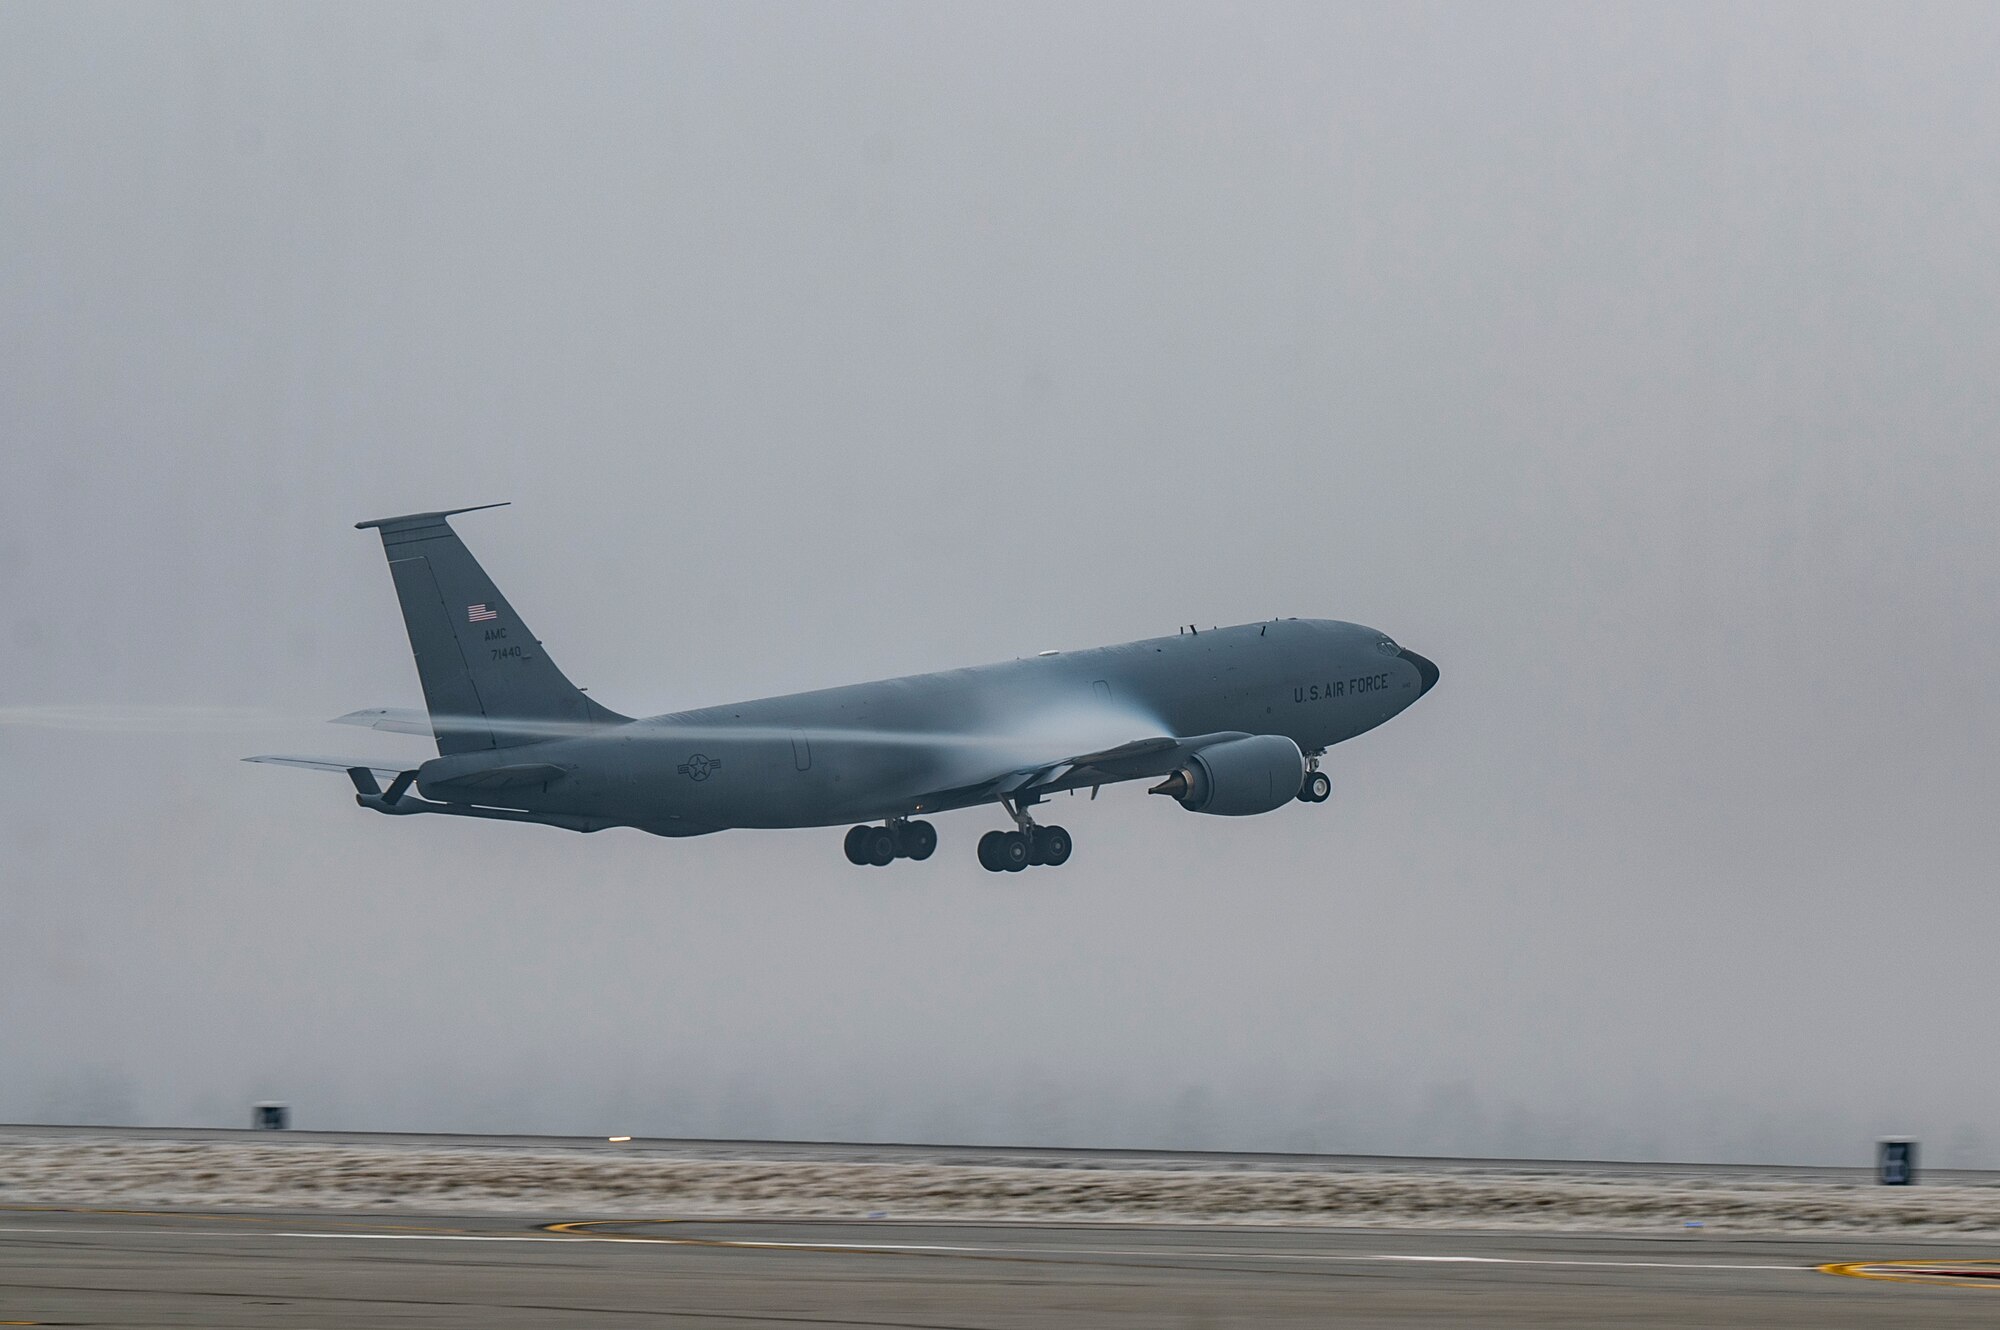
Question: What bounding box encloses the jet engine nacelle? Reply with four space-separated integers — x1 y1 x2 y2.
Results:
1150 734 1306 816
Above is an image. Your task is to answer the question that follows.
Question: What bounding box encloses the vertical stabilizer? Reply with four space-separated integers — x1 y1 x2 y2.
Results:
355 505 626 754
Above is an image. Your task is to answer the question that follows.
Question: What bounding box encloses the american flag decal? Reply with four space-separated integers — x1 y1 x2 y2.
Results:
467 604 498 623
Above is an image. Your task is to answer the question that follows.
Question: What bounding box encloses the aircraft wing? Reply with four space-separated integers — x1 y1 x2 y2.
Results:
243 754 411 783
1062 736 1202 776
916 732 1249 810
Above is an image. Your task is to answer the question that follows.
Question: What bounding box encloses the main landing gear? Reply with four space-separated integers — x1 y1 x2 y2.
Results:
843 819 937 866
1297 756 1331 804
977 797 1072 872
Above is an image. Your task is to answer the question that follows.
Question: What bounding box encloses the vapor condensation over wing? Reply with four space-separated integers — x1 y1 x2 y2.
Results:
0 700 1174 761
408 700 1173 756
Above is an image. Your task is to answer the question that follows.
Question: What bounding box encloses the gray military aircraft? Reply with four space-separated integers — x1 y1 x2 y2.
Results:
249 505 1438 871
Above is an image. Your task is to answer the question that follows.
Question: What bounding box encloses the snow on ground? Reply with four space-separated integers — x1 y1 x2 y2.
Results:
3 1133 1998 1234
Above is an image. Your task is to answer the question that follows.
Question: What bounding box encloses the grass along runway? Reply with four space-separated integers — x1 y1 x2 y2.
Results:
4 1128 2000 1236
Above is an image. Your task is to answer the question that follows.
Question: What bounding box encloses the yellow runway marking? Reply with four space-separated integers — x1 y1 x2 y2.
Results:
1821 1258 2000 1289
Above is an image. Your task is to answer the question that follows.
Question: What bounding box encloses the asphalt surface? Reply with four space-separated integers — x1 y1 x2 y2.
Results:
3 1206 1998 1328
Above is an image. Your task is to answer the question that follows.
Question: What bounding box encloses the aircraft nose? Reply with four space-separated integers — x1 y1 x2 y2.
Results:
1398 647 1439 697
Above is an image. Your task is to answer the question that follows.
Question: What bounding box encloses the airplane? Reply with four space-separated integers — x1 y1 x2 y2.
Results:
248 505 1438 871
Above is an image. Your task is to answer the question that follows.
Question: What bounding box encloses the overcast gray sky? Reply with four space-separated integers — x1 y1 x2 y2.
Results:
4 1 1997 1164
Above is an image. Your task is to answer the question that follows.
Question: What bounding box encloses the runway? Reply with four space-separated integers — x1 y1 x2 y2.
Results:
3 1206 1998 1328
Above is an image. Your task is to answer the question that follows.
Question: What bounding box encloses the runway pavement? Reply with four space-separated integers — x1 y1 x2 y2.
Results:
3 1205 1998 1328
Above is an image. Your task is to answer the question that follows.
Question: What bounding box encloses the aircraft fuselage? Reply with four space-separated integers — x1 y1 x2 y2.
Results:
413 617 1435 836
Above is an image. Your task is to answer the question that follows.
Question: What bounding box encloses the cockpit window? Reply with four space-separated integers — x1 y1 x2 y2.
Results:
1375 636 1400 656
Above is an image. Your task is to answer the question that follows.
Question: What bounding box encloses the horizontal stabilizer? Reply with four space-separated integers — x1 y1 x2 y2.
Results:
243 754 409 783
331 707 433 737
354 502 510 531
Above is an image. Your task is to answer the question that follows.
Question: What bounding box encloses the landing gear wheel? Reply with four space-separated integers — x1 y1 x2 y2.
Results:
977 830 1009 872
1031 825 1072 866
1299 771 1331 803
997 831 1031 872
863 826 899 866
899 820 938 861
844 825 872 864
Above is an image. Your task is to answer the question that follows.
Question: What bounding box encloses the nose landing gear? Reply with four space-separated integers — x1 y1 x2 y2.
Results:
843 818 937 866
1297 757 1331 804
